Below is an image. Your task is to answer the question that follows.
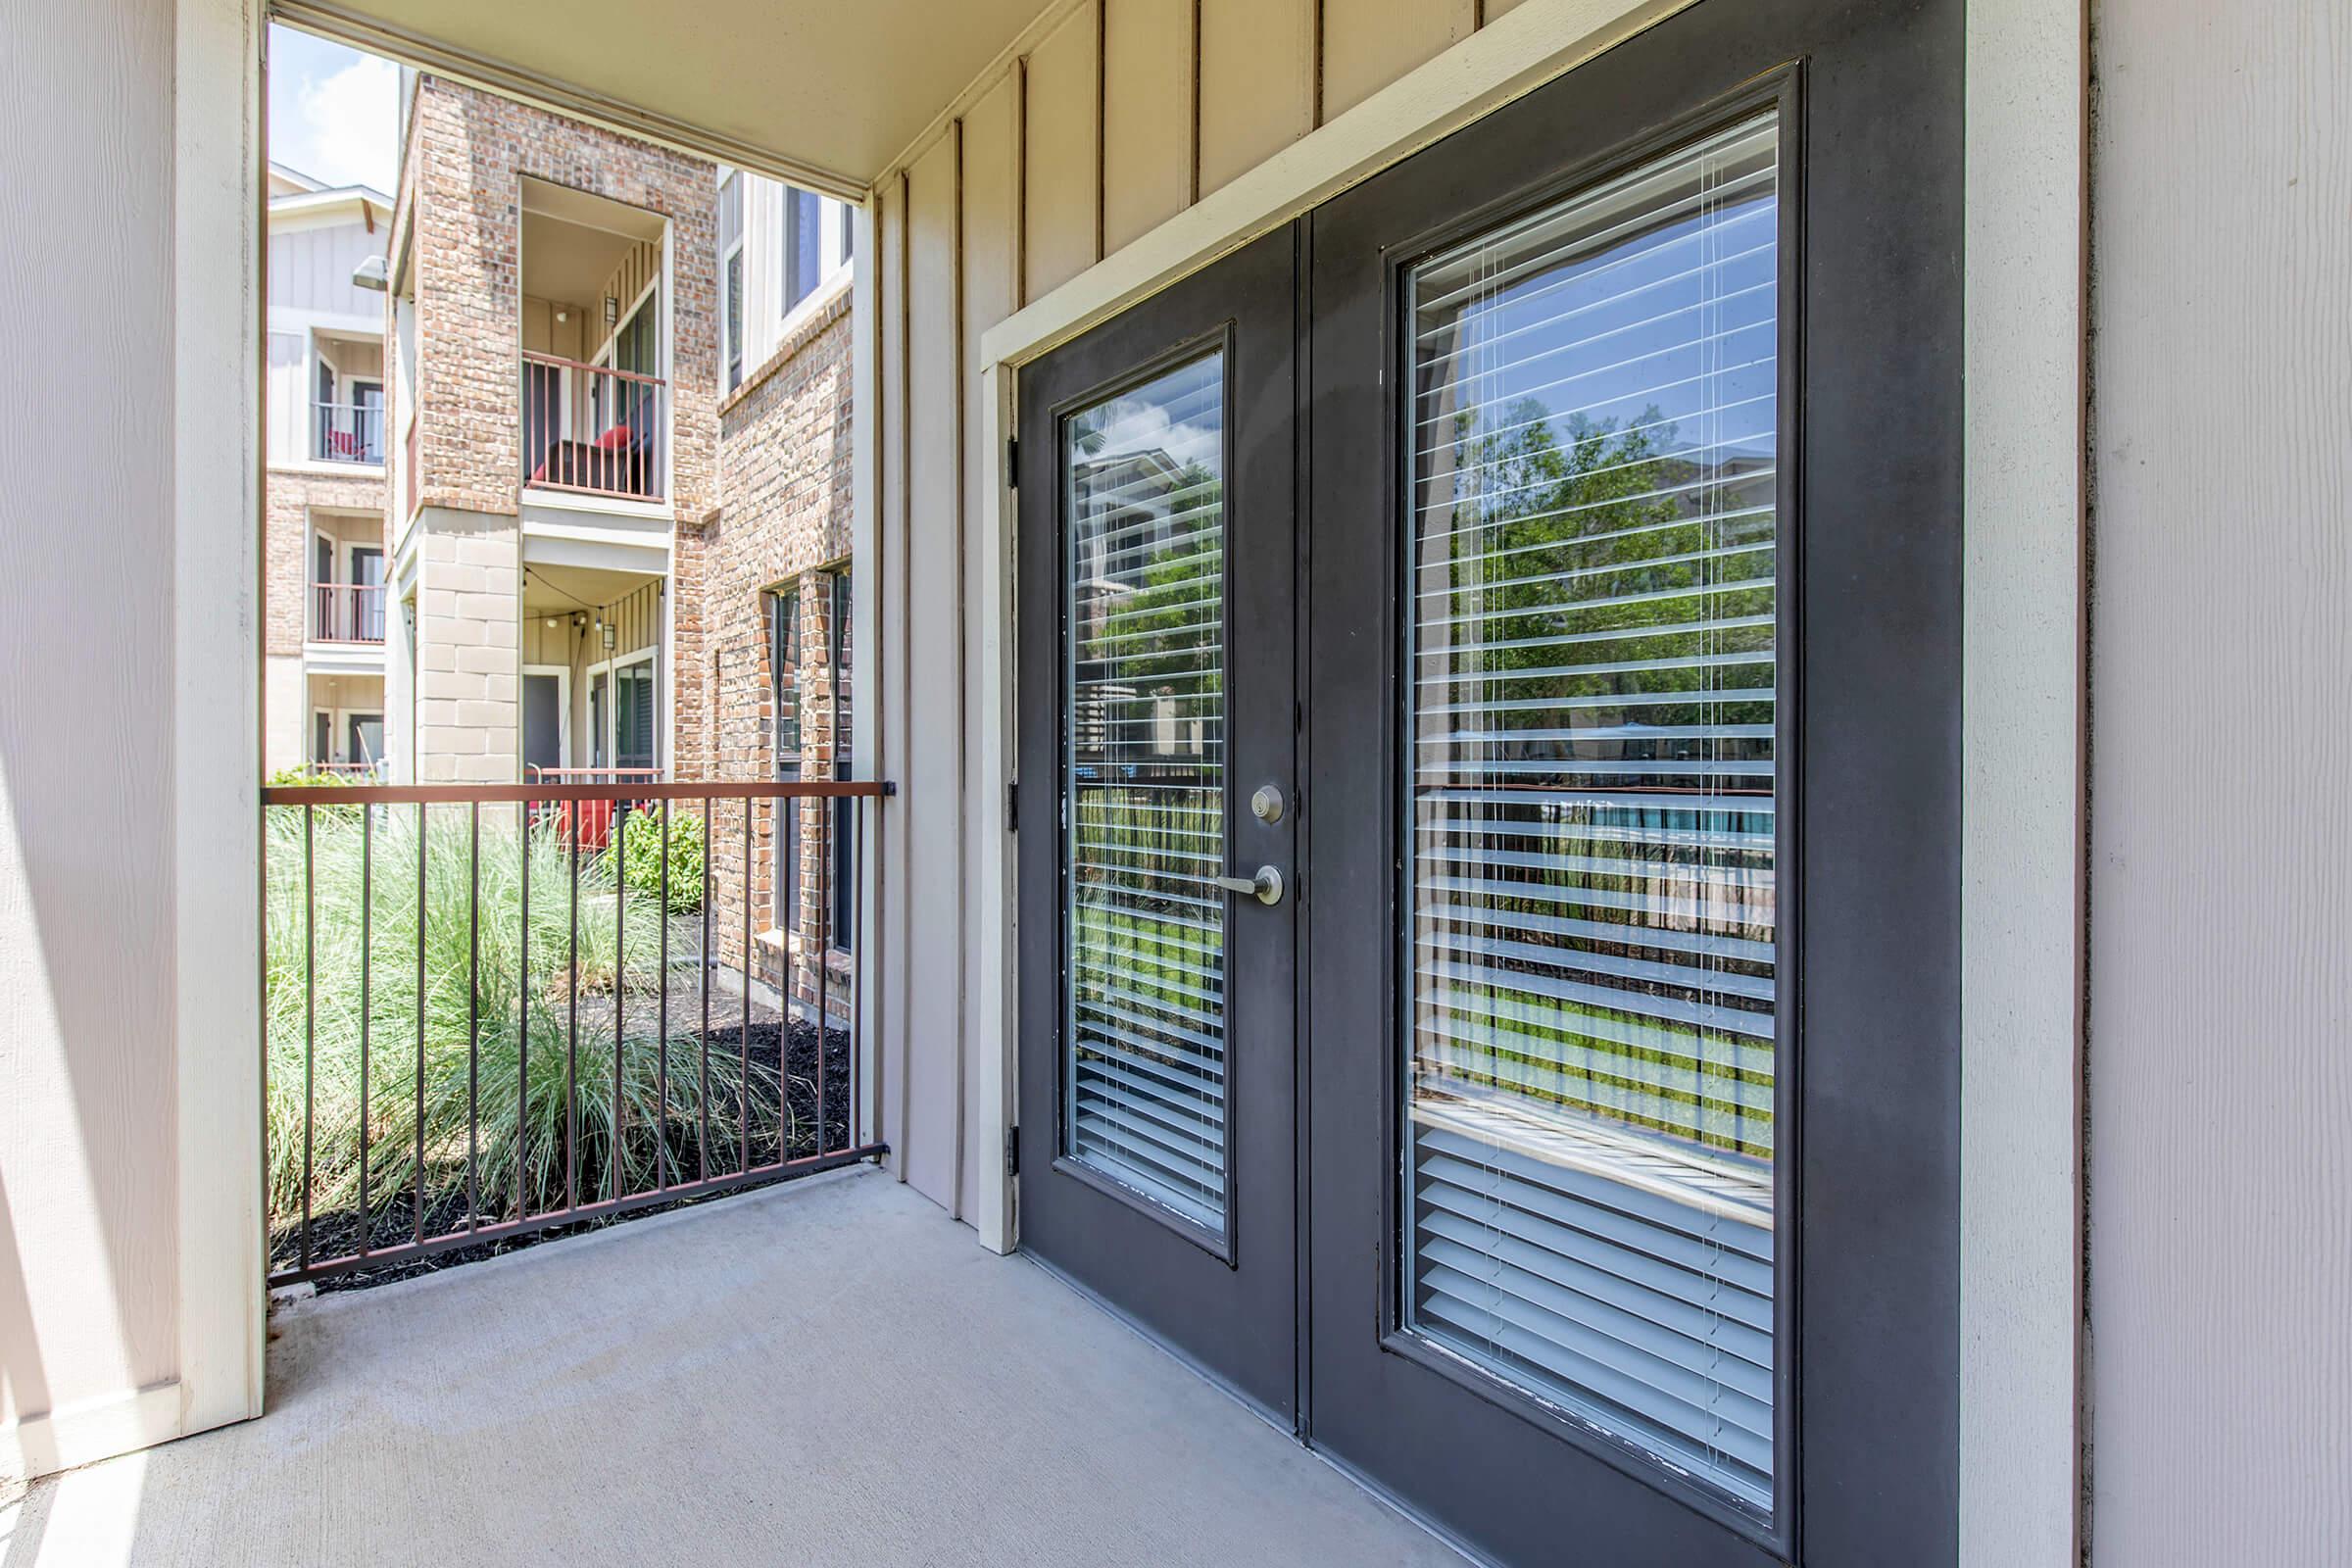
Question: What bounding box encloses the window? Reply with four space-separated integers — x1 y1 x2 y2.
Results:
782 186 823 315
1399 114 1783 1514
769 587 801 930
613 657 657 772
1060 352 1229 1231
719 172 745 392
724 248 744 391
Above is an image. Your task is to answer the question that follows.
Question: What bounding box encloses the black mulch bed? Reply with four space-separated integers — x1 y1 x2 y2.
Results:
271 1015 857 1295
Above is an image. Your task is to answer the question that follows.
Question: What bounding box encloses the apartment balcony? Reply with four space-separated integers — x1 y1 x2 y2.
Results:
309 581 385 645
7 1166 1456 1565
312 398 384 466
521 353 666 505
0 774 1456 1562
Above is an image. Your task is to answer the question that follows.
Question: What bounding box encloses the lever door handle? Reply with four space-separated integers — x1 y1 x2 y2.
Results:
1212 865 1286 906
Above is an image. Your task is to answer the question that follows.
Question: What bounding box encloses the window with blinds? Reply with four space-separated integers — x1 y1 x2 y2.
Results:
1062 352 1230 1234
1401 114 1783 1513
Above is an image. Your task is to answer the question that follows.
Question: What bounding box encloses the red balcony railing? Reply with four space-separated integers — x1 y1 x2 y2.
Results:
261 777 892 1286
313 582 387 644
521 352 666 503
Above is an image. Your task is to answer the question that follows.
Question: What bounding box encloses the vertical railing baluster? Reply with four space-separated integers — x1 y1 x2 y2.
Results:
741 797 752 1174
358 803 372 1254
816 789 829 1159
613 791 627 1202
415 801 427 1247
567 815 581 1215
301 805 316 1273
466 801 480 1231
517 796 531 1223
658 796 670 1190
700 796 711 1184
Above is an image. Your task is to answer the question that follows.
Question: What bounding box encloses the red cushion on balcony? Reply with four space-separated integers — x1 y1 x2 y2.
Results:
593 424 633 452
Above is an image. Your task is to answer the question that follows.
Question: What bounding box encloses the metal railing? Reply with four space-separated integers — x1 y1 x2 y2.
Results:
315 399 384 465
521 352 666 502
261 777 891 1286
312 581 387 644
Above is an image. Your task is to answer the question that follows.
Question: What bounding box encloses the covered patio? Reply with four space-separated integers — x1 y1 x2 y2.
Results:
2 1170 1458 1566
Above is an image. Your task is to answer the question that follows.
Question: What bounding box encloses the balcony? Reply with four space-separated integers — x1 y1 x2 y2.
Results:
309 580 385 645
0 773 1454 1560
313 398 383 466
4 1166 1458 1564
521 353 666 504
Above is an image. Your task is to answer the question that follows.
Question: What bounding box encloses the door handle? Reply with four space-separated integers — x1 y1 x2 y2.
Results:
1213 865 1286 906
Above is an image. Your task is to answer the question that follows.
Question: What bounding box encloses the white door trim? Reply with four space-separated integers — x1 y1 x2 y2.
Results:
521 662 574 772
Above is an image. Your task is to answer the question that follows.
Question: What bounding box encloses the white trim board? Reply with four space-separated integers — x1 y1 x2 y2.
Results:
1960 0 2086 1562
949 3 2085 1565
171 0 266 1465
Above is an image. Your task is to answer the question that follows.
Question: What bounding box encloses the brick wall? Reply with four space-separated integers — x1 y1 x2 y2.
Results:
400 75 720 522
696 281 855 1004
388 75 722 783
265 467 386 657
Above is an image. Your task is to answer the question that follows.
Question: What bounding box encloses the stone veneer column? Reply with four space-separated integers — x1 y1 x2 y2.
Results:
412 508 521 783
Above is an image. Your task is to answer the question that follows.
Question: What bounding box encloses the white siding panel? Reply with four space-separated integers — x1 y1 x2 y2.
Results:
2091 1 2352 1561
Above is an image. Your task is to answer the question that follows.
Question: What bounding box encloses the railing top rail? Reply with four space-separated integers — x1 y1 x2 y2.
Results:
519 349 667 388
312 580 387 592
262 779 895 806
528 765 664 779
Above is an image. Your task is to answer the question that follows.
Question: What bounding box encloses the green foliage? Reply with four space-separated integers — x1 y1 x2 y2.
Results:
264 803 762 1242
619 804 706 914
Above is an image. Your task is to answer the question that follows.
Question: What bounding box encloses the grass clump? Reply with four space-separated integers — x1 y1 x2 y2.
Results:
265 801 769 1254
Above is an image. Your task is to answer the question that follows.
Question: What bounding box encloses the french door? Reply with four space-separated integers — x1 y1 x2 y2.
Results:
1015 229 1299 1420
1016 1 1959 1561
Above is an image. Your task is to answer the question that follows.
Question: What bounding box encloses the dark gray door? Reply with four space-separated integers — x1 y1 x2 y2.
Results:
1016 228 1298 1420
1304 2 1960 1563
523 673 564 775
1014 3 1962 1560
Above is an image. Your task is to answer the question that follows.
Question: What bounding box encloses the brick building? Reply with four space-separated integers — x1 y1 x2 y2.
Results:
368 73 858 1008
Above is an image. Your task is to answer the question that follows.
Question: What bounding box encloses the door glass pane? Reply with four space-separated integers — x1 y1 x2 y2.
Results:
1401 114 1781 1513
615 662 657 772
1063 351 1228 1233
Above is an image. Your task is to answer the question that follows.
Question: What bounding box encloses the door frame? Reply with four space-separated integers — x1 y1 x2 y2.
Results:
521 662 573 772
962 0 2083 1560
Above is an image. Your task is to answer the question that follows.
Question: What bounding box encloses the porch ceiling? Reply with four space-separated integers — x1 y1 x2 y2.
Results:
282 0 1055 193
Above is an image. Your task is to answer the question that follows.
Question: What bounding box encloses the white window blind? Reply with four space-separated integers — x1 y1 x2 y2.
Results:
1402 113 1783 1513
1062 353 1229 1232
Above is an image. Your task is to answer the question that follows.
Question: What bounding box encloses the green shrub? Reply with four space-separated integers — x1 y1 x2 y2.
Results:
265 802 770 1242
619 803 706 913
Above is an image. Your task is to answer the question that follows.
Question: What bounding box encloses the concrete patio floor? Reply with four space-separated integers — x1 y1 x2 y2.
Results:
0 1167 1461 1567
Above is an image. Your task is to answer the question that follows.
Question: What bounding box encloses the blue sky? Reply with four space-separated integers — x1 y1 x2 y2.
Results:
269 25 398 194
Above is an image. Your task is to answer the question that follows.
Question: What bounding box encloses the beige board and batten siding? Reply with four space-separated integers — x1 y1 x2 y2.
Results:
2089 0 2352 1561
865 0 1701 1219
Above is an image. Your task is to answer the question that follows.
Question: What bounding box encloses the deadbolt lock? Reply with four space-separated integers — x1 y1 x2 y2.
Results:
1250 784 1286 823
